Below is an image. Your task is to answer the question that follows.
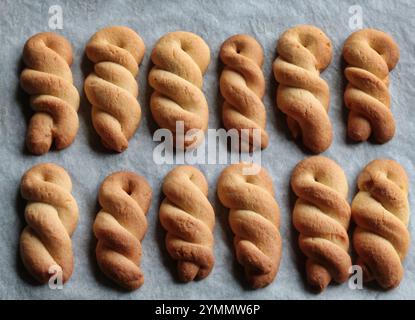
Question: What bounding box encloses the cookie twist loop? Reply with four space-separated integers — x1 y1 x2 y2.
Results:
20 163 79 283
160 166 215 282
220 34 268 149
291 156 351 291
352 159 409 289
85 26 145 152
93 172 152 290
273 25 333 153
343 29 400 143
217 163 281 288
149 31 210 149
20 32 80 155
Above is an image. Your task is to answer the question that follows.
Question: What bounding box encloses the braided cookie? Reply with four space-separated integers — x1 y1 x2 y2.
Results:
149 31 210 149
291 156 351 292
159 166 215 282
93 172 152 290
273 25 333 153
20 32 80 155
352 159 410 289
343 29 400 143
84 26 145 152
217 163 281 288
220 34 268 150
20 163 79 283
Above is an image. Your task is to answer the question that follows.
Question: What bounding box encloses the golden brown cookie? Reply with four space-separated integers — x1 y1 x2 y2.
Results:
20 32 80 155
273 25 333 153
352 159 409 289
343 29 400 143
291 156 351 292
217 163 281 288
84 26 145 152
149 31 210 149
20 163 79 283
93 172 152 290
220 34 268 150
159 166 215 282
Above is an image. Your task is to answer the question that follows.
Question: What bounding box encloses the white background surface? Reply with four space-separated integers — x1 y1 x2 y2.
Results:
0 0 414 299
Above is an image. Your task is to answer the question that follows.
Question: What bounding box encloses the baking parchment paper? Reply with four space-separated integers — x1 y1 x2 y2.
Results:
0 0 414 299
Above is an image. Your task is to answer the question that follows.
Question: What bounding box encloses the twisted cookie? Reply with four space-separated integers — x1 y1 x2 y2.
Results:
93 172 152 290
159 166 215 282
291 156 351 291
20 32 80 155
273 25 333 153
343 29 400 143
220 34 268 150
352 159 410 289
20 163 79 283
84 26 145 152
217 163 281 288
149 31 210 149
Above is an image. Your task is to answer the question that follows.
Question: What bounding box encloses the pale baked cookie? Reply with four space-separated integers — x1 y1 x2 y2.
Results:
20 163 79 283
291 156 351 292
343 29 400 143
220 34 268 150
273 25 333 153
93 172 152 290
217 163 281 288
159 166 215 282
352 159 410 289
20 32 80 155
149 31 210 149
84 26 145 152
